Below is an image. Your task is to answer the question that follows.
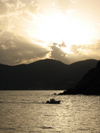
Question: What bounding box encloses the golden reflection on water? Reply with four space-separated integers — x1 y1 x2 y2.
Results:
0 91 100 133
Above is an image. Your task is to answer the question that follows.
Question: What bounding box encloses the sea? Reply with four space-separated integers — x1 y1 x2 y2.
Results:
0 90 100 133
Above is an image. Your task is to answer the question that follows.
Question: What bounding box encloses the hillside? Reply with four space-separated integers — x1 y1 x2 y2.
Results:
59 61 100 95
0 59 98 90
73 61 100 95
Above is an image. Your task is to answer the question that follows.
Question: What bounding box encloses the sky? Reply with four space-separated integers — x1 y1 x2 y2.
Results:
0 0 100 65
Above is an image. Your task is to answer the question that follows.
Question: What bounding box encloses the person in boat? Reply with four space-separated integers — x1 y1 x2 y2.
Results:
50 98 55 102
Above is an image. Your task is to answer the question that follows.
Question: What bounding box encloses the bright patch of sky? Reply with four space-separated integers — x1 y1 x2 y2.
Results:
0 0 100 65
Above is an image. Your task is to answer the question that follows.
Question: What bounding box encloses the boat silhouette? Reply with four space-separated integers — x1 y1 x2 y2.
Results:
46 98 61 104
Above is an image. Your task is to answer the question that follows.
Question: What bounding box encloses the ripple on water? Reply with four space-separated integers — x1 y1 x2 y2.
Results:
0 91 100 133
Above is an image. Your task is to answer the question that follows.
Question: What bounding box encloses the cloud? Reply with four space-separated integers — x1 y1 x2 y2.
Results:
50 43 69 64
36 0 72 15
0 0 100 65
0 32 49 65
58 41 66 48
0 0 42 37
0 1 7 15
69 42 100 63
0 0 51 65
70 0 77 4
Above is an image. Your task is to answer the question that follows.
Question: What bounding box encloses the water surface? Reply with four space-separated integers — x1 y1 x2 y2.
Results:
0 91 100 133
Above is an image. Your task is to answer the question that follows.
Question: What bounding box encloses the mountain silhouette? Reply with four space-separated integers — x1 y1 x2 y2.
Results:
0 59 98 90
73 61 100 95
59 61 100 95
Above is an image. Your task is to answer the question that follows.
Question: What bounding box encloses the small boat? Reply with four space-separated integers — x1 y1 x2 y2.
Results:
46 98 61 104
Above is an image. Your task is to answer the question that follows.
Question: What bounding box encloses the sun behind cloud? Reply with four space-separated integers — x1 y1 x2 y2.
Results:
28 11 97 54
0 0 100 65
